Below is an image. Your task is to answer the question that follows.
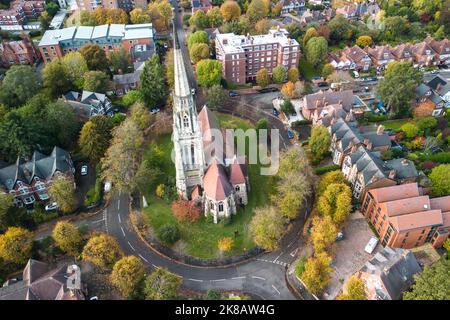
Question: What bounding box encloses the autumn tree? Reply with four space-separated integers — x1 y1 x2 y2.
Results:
79 115 113 162
144 267 182 300
130 8 151 24
52 221 83 256
356 35 373 47
171 200 201 223
106 8 129 24
256 68 270 88
206 7 223 27
48 175 77 214
82 234 123 270
83 70 113 93
189 9 209 29
287 67 299 83
246 0 270 23
129 102 152 131
322 63 334 78
309 125 331 160
140 54 167 108
274 171 312 219
317 170 347 196
196 59 222 87
218 237 234 252
337 276 367 300
61 52 88 89
42 59 71 97
326 70 353 84
111 256 145 297
165 48 175 88
0 227 33 265
413 100 436 118
317 183 352 226
278 145 314 180
310 215 338 253
156 0 174 29
302 27 319 47
281 81 296 99
187 30 209 49
429 164 450 197
301 252 333 295
79 44 110 72
205 84 226 109
305 36 328 67
220 0 241 21
249 206 286 251
254 18 272 35
189 43 210 64
272 65 286 84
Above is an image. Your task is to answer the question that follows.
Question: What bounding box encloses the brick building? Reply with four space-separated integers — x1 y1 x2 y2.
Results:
38 23 155 64
75 0 147 12
0 0 44 26
191 0 212 13
215 28 300 84
0 36 39 67
361 183 450 249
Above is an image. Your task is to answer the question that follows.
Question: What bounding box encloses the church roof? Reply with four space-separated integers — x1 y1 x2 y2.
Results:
173 44 191 97
229 157 247 185
198 105 219 144
203 159 233 201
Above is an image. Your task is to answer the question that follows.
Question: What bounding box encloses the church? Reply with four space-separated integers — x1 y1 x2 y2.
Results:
172 33 249 224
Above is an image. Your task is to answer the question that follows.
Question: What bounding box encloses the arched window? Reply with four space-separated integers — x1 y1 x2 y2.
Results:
235 185 240 192
218 202 224 212
183 115 189 128
191 144 195 164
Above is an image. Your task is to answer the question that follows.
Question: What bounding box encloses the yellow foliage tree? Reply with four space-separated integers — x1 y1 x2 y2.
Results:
0 227 33 264
310 215 338 253
220 1 241 21
218 237 234 252
111 255 145 297
281 81 296 99
301 252 333 295
337 275 367 300
82 234 123 270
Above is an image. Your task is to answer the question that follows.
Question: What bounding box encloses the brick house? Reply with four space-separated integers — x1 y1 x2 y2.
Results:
0 36 39 67
113 61 145 96
425 37 450 65
191 0 212 13
365 45 395 69
329 45 372 71
361 183 450 249
63 91 114 120
301 89 354 120
0 147 75 207
426 76 450 108
414 83 446 117
0 0 45 27
390 43 414 64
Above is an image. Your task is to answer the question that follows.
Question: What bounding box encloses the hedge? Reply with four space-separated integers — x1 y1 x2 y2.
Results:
314 165 341 175
420 151 450 164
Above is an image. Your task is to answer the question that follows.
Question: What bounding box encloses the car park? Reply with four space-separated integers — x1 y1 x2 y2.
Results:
80 165 88 176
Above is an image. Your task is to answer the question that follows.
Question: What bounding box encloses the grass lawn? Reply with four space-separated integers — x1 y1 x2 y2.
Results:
381 119 415 131
299 57 320 81
142 113 276 259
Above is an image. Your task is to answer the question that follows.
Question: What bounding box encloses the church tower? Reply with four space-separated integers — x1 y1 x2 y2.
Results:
172 29 205 199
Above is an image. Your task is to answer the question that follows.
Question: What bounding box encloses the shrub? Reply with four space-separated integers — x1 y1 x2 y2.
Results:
292 119 312 126
294 256 307 278
423 160 437 170
421 151 450 164
280 99 295 115
401 123 420 139
156 184 165 198
362 112 388 123
171 200 201 223
158 224 180 245
417 117 438 131
314 165 340 175
380 150 393 160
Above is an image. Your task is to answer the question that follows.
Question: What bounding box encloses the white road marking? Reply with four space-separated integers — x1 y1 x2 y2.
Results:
272 285 281 295
251 276 266 281
118 214 121 223
138 254 148 263
127 241 135 251
90 218 104 224
104 209 109 233
152 264 157 268
187 278 203 282
231 276 246 280
120 226 126 237
290 248 299 257
273 252 282 263
117 199 120 210
211 279 226 282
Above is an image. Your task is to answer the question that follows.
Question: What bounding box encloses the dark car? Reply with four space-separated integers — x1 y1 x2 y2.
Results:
287 129 294 139
229 91 239 97
258 87 279 93
272 108 280 117
317 81 329 87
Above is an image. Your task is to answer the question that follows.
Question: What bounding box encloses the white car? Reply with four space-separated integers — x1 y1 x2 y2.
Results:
353 71 360 78
191 88 196 95
150 108 160 115
80 165 88 176
364 236 379 254
45 202 59 211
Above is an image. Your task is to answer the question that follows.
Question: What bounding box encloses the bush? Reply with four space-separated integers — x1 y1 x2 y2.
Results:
292 119 312 126
362 112 388 123
380 150 393 160
417 117 438 131
294 256 307 277
30 209 59 225
158 224 180 245
314 165 340 175
218 216 232 228
421 151 450 164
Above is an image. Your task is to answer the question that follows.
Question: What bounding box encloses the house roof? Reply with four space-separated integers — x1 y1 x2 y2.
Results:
229 157 247 185
342 45 369 63
386 158 419 180
203 159 233 201
304 90 354 110
391 209 443 232
430 196 450 214
381 196 430 217
427 76 447 91
368 183 420 203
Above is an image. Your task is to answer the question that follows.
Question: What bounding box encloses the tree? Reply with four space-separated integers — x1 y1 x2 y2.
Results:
218 237 234 252
82 234 123 270
171 200 201 223
111 256 145 297
0 227 33 265
187 30 209 49
165 48 175 88
317 170 347 196
79 44 109 72
196 59 222 87
411 0 442 16
302 27 319 47
401 123 420 139
322 63 334 78
78 115 113 162
337 276 367 300
326 70 353 84
255 118 268 131
189 43 210 64
272 66 286 84
356 35 373 47
45 101 80 149
129 102 152 131
403 258 450 300
42 59 71 97
413 100 436 118
122 90 142 107
156 0 174 29
144 267 182 300
158 224 180 245
206 7 223 27
106 8 129 24
91 6 108 25
256 68 270 88
281 81 296 99
328 14 351 43
301 252 333 295
417 117 438 131
376 62 422 116
278 145 314 180
48 175 77 214
0 65 41 108
429 164 450 196
249 206 285 251
109 47 131 75
287 67 299 83
61 52 88 89
190 9 209 30
309 125 331 160
130 8 151 24
83 70 112 93
310 215 337 253
317 183 352 225
0 194 14 232
305 36 328 67
246 0 270 23
39 11 52 30
274 171 312 219
205 84 226 109
438 0 450 35
220 0 241 21
45 2 59 16
52 221 83 256
254 18 272 35
140 55 167 108
156 184 165 198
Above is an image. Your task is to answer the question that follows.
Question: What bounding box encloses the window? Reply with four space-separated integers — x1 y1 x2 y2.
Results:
218 202 224 212
235 185 240 191
183 115 189 128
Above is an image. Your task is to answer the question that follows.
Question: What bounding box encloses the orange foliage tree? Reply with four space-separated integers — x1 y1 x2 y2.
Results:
171 200 202 223
413 100 436 118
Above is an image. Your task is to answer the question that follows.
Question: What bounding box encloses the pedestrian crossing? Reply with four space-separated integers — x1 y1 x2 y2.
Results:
256 258 289 267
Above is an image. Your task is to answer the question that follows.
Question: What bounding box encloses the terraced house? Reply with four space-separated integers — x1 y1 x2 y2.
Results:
0 0 44 27
0 147 75 207
38 23 155 64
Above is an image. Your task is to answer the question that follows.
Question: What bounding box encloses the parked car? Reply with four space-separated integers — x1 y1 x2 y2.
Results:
150 108 160 114
430 70 439 75
45 202 59 211
287 129 294 139
191 88 196 95
317 81 329 87
229 91 239 97
272 108 280 116
258 87 279 93
104 181 112 193
353 71 360 78
364 236 379 254
80 165 88 176
336 232 344 241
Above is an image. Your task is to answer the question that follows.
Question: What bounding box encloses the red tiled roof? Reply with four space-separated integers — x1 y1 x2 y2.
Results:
391 210 443 232
369 183 420 203
381 196 430 217
430 196 450 214
229 157 246 185
203 159 233 201
442 212 450 228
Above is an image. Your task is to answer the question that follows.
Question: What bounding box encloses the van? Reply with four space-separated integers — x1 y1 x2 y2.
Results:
364 236 379 254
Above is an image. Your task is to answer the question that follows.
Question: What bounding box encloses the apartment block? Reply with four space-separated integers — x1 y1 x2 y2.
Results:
75 0 147 12
361 183 450 249
0 0 44 26
38 23 155 64
0 36 39 67
215 28 300 85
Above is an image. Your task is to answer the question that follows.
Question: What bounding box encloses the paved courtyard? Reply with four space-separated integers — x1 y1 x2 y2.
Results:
322 211 381 300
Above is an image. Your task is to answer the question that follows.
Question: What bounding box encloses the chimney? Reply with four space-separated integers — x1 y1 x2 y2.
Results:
388 170 396 180
377 124 385 135
401 159 409 166
366 141 373 150
351 144 358 153
363 138 370 146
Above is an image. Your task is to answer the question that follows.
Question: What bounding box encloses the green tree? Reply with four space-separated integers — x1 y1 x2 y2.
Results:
278 145 314 180
246 0 270 23
83 70 113 93
305 36 328 67
45 100 80 148
309 125 331 160
48 175 77 214
301 252 333 295
322 63 334 78
61 52 88 89
220 0 241 21
122 90 142 107
411 0 442 16
82 234 123 270
275 171 312 218
0 65 41 108
205 84 226 109
187 30 209 49
189 42 210 64
79 44 110 72
249 206 285 251
39 11 52 30
140 54 167 108
255 118 268 131
109 47 131 74
328 14 351 43
196 59 222 87
144 267 182 300
403 258 450 300
287 67 299 83
428 164 450 196
79 115 113 162
317 183 352 225
43 59 71 97
272 66 286 84
45 2 59 16
156 0 174 29
189 9 209 30
130 8 151 24
206 6 223 27
401 123 420 139
111 256 145 297
0 194 14 232
302 27 319 47
256 68 270 87
310 215 337 253
52 221 83 256
0 227 33 265
377 62 422 116
337 276 367 300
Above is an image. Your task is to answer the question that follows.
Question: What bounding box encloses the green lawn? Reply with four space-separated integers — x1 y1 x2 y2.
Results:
381 119 414 131
142 113 276 259
299 58 320 80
